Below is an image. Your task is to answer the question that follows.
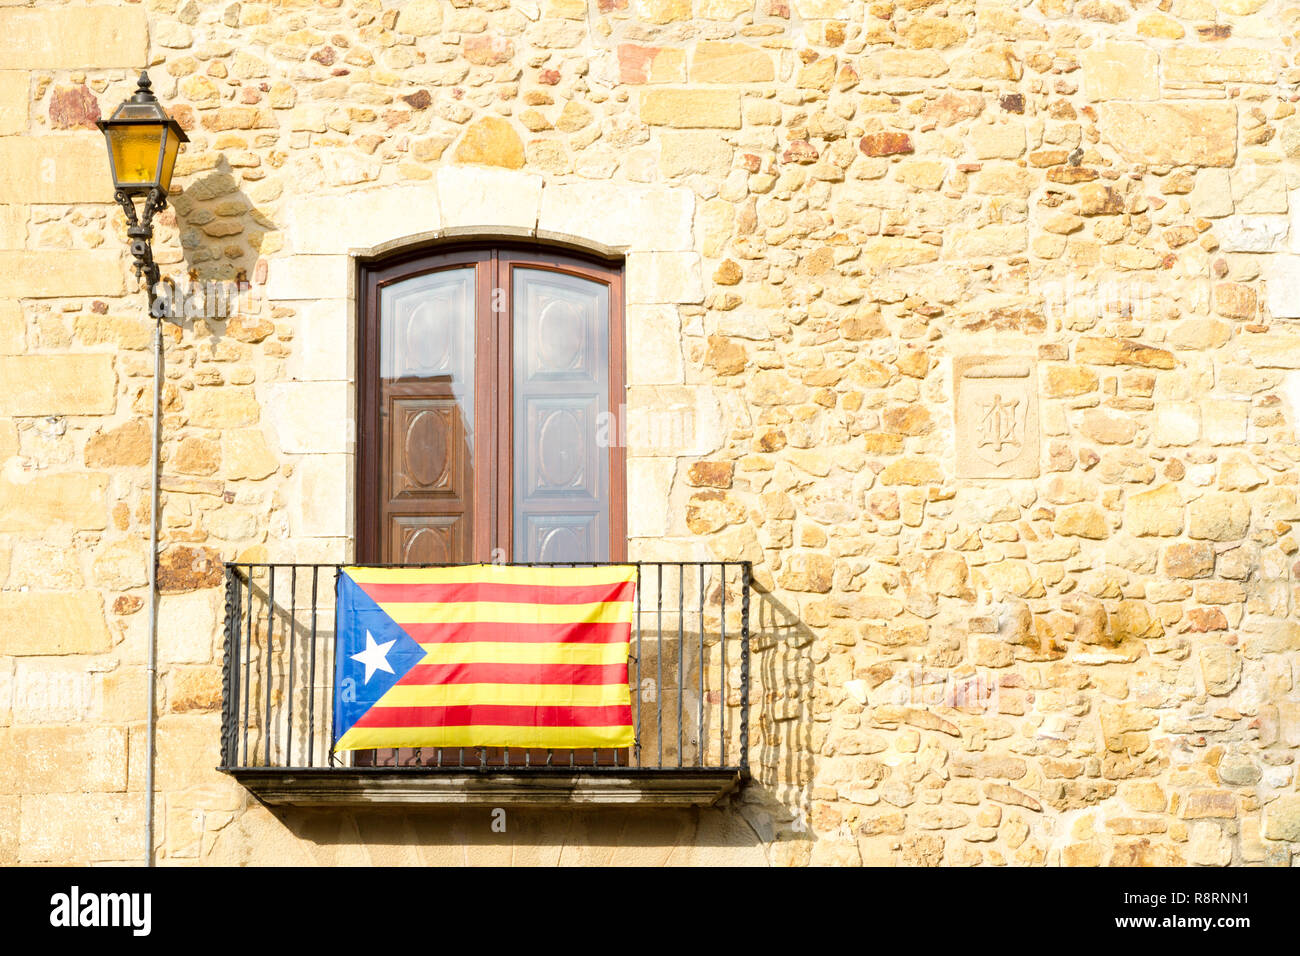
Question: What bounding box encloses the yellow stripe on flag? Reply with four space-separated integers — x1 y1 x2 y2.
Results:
345 564 637 587
386 600 631 625
377 682 630 708
415 641 629 667
336 724 636 751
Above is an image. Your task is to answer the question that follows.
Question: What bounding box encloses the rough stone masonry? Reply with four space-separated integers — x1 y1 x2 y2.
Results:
0 0 1299 866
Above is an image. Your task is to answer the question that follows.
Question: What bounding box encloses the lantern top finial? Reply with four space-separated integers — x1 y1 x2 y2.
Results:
100 70 185 136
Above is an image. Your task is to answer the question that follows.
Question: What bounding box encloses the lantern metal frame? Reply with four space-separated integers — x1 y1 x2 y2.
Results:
96 71 189 299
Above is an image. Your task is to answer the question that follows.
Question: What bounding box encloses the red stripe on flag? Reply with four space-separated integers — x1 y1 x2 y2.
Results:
401 621 631 644
399 662 630 686
354 704 634 728
357 581 635 606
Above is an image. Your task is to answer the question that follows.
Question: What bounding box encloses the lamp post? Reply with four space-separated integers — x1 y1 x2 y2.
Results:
99 71 187 867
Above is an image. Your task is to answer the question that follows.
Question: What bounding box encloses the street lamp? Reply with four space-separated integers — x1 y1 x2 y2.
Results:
98 71 188 304
99 70 187 868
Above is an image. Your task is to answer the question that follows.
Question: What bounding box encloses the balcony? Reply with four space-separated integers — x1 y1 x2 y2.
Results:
219 562 751 808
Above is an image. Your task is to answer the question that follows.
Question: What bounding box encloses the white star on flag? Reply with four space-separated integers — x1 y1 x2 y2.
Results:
350 629 396 684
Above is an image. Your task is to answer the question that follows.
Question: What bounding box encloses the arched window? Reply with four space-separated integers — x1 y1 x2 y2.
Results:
356 244 626 564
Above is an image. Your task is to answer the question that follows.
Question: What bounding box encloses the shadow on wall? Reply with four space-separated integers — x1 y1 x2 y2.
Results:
739 587 817 856
156 154 277 343
752 589 816 792
143 155 281 578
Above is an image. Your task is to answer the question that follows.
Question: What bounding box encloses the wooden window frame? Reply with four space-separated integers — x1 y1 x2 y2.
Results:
356 242 627 565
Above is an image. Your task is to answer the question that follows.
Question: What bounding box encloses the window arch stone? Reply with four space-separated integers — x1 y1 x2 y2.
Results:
268 169 714 562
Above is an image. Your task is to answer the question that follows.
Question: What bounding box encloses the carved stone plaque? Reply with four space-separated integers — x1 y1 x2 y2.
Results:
953 355 1039 479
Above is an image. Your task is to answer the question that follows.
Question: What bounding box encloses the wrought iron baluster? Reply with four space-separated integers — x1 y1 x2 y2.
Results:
740 562 751 774
308 566 319 767
241 564 253 767
220 566 240 767
287 565 296 767
720 562 727 768
677 563 684 770
633 563 642 770
656 563 663 770
263 568 276 766
328 568 340 767
698 563 705 769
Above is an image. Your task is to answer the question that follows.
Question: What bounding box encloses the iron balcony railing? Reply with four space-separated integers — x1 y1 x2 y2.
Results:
219 562 751 774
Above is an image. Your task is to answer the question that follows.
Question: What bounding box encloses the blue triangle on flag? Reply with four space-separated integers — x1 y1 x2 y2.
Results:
333 571 426 743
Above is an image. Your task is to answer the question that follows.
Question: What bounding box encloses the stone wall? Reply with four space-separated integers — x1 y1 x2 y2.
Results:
0 0 1298 865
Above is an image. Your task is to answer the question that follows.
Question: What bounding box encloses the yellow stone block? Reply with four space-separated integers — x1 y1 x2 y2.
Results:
155 715 223 791
18 793 144 864
640 89 742 129
0 795 15 865
0 70 26 135
396 0 442 35
864 50 950 78
0 472 109 533
1125 483 1184 537
635 0 692 23
165 803 203 859
221 428 278 480
1054 503 1110 539
0 299 22 352
697 0 753 16
1080 42 1158 100
0 727 127 793
74 313 151 351
0 354 115 416
188 386 260 428
1098 103 1237 168
690 42 775 84
0 591 111 654
793 0 850 15
1164 47 1274 85
0 136 113 204
645 48 687 84
0 205 25 249
971 121 1028 158
100 666 148 725
0 7 147 69
452 115 525 169
901 16 967 49
0 250 125 298
660 129 733 178
897 160 947 190
545 0 588 18
1137 13 1184 38
862 237 940 268
797 56 836 92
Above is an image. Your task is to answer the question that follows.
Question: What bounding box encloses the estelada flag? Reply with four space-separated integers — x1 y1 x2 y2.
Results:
333 564 637 751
